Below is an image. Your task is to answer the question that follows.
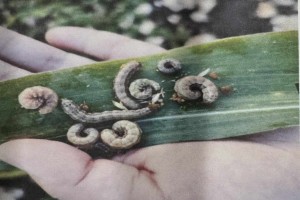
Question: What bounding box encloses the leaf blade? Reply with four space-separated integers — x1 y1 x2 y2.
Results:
0 31 298 178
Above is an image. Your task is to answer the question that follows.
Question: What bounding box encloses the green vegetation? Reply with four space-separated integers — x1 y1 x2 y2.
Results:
0 0 193 48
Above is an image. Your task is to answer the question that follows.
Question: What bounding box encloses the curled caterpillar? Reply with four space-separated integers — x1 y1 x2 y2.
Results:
114 60 163 109
174 75 219 103
129 78 161 100
61 98 157 123
18 86 58 114
67 123 99 146
100 120 141 149
157 58 182 74
114 60 142 109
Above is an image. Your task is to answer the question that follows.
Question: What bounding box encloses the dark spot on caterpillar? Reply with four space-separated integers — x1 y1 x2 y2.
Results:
157 58 182 75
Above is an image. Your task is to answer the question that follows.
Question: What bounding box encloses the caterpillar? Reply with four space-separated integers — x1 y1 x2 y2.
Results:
66 121 142 150
61 98 155 123
67 123 99 146
18 86 58 114
174 75 219 103
129 78 161 100
113 60 142 109
100 120 141 149
157 58 182 74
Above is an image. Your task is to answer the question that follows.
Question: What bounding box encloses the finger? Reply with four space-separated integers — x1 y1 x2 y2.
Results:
0 139 92 198
0 27 94 72
45 26 166 60
0 139 163 200
0 60 32 81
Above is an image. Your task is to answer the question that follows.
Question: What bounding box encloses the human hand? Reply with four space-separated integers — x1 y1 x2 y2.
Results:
0 27 299 200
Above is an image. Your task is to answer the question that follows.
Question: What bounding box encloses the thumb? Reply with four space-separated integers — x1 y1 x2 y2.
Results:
0 139 163 200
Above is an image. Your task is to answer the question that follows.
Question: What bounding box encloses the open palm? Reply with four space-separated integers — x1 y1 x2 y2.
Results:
0 27 299 200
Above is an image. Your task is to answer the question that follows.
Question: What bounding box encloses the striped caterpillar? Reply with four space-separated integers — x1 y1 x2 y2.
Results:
61 98 156 124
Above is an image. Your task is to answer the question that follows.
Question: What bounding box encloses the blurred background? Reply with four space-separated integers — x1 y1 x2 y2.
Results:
0 0 298 199
0 0 298 49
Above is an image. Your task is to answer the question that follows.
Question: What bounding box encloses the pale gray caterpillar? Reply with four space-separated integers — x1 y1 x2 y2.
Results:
18 86 58 114
157 58 182 74
174 75 219 103
129 78 161 100
67 123 99 146
61 98 155 123
100 120 141 149
67 121 141 150
114 60 142 109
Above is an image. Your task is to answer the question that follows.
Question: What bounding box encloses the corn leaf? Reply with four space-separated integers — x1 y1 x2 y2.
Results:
0 31 298 178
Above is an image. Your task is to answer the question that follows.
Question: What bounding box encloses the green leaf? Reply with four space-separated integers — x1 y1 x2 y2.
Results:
0 31 298 178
